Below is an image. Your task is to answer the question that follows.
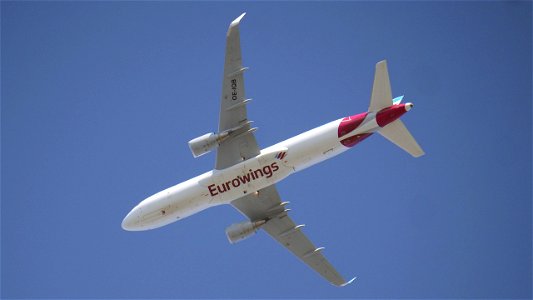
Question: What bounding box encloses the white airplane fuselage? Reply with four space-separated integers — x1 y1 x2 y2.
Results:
122 104 411 231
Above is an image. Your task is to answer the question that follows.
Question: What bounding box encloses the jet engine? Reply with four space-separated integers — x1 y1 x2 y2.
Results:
188 121 256 158
188 132 229 158
225 220 266 244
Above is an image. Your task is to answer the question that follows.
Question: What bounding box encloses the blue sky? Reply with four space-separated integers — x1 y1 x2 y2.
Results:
2 1 531 299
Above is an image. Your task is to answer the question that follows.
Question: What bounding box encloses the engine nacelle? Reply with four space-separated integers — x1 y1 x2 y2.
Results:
189 121 256 158
188 132 229 158
225 220 266 244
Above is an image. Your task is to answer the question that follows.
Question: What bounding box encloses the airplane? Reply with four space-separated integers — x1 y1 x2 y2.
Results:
121 12 424 287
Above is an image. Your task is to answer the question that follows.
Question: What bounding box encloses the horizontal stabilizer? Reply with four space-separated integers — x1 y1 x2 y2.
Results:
379 120 425 157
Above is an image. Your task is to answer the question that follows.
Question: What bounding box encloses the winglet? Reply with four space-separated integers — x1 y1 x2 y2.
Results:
340 276 357 287
230 12 246 27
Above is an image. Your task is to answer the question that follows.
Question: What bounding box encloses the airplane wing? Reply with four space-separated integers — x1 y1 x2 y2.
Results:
219 14 353 286
231 185 356 287
216 13 260 170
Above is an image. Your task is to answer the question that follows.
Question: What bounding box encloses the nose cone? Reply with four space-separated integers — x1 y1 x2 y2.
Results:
121 208 142 231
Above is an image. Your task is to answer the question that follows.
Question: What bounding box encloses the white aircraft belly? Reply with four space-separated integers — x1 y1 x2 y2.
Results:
126 148 295 230
124 173 213 230
124 118 352 231
269 118 347 172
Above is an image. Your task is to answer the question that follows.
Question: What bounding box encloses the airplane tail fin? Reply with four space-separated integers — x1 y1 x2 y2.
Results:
368 60 393 112
369 60 425 158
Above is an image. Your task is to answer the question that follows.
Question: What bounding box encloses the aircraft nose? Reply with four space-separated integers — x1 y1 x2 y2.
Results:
121 208 142 231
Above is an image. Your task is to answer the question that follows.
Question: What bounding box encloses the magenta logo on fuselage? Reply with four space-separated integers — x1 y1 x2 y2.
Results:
275 151 287 160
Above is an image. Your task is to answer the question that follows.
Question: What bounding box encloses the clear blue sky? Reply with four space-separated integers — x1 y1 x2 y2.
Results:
2 1 531 299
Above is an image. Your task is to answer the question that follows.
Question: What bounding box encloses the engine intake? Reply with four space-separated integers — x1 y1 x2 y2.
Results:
225 220 266 244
